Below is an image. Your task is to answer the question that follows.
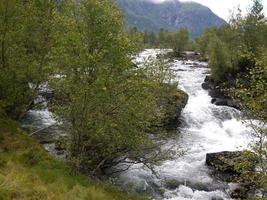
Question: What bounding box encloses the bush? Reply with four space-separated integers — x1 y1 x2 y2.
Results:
20 149 44 167
208 36 233 83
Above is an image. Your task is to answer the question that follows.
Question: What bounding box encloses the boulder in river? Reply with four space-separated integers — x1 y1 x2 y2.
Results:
211 98 238 108
162 87 189 129
206 151 263 199
165 179 180 190
206 151 258 181
228 183 249 199
202 76 238 109
201 82 213 90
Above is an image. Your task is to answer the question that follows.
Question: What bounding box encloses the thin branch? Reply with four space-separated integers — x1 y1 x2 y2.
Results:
29 124 57 136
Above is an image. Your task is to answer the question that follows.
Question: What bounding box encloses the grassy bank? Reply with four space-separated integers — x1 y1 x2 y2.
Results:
0 116 145 200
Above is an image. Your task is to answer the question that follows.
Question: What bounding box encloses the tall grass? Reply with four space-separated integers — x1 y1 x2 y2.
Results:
0 117 145 200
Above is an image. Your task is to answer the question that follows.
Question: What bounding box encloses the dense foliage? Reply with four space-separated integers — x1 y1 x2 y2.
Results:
197 0 267 194
129 27 191 55
171 28 190 56
0 0 55 119
196 0 267 84
51 0 166 174
0 0 188 177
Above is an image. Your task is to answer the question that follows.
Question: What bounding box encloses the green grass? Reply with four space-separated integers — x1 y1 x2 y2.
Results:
0 115 146 200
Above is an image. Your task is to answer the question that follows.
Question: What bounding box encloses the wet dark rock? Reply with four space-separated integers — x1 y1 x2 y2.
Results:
39 91 54 101
207 151 261 199
202 77 215 91
165 179 224 192
172 69 186 72
181 52 201 61
202 76 238 109
226 100 237 108
204 75 211 82
208 89 224 99
212 98 228 106
56 150 65 155
166 51 201 61
165 179 180 190
211 98 238 108
163 88 189 129
228 183 266 199
201 82 212 90
229 184 248 199
206 151 257 182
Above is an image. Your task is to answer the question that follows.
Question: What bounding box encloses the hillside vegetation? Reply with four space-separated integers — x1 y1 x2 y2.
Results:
0 115 145 200
196 0 267 194
116 0 225 37
0 0 188 198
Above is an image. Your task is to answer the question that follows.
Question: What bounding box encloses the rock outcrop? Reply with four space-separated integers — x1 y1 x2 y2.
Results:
202 76 238 109
206 151 257 178
206 151 259 199
162 87 189 128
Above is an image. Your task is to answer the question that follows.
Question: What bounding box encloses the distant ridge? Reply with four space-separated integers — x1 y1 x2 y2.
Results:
116 0 226 38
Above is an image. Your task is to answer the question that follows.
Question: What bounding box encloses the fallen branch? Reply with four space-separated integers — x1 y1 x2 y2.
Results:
29 124 57 136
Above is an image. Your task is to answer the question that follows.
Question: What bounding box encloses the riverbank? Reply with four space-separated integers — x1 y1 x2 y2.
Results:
0 115 145 200
116 50 253 200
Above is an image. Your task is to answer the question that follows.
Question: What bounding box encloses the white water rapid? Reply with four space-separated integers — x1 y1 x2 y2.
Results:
116 49 253 200
21 49 254 200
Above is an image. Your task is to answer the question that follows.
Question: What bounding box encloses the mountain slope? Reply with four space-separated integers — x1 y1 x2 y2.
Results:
116 0 226 37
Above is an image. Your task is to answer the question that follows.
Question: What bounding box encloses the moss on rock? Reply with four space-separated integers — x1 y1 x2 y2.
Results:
160 84 189 129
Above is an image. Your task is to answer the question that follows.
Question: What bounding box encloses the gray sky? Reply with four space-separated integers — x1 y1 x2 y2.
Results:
152 0 267 21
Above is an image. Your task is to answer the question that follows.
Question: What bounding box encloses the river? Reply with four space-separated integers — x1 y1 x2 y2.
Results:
22 49 253 200
116 49 252 200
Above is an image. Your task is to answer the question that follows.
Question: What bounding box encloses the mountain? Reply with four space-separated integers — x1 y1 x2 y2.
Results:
115 0 226 38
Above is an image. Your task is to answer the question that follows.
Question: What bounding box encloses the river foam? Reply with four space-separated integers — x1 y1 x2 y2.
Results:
117 49 252 200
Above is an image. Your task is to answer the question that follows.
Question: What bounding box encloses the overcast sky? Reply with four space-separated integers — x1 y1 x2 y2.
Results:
152 0 267 21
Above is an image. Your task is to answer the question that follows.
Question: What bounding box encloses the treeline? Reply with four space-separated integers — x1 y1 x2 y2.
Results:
0 0 186 176
196 1 267 84
196 0 267 192
128 27 195 55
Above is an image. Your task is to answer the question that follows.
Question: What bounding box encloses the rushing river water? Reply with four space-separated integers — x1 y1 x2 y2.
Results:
22 49 253 200
116 49 252 200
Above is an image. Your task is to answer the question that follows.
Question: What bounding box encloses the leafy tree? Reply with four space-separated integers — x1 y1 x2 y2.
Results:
51 0 170 175
171 28 189 55
242 0 265 56
198 0 267 83
233 50 267 195
0 0 55 119
208 36 232 83
157 28 169 47
148 32 157 46
196 28 216 58
128 27 144 52
143 31 150 45
202 0 267 194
